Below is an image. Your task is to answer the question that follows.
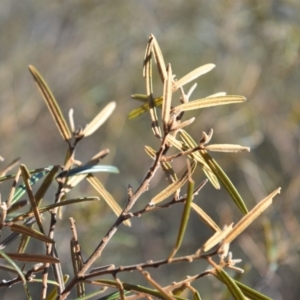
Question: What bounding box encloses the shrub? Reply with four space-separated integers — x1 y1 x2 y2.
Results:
0 35 280 300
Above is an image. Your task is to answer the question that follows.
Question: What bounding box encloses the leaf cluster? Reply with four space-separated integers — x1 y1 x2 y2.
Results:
0 35 280 300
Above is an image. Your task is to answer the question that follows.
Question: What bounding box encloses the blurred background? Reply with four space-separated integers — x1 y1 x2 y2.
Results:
0 0 299 299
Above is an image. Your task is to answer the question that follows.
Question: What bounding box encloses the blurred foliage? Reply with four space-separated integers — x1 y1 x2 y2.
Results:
0 0 299 299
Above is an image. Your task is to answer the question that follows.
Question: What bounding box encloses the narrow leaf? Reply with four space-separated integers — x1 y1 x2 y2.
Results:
16 166 59 254
0 218 36 250
28 65 71 142
95 291 130 300
10 224 54 244
7 200 28 215
12 197 100 222
186 83 198 100
150 162 196 205
0 166 52 183
191 202 221 233
152 34 167 82
45 275 70 300
144 37 162 138
207 92 226 98
178 131 220 189
70 239 85 297
131 94 148 102
57 165 119 178
200 151 248 214
174 64 215 91
82 102 116 137
141 270 176 300
128 97 163 119
87 175 131 227
234 280 272 300
20 164 44 233
173 95 246 113
202 224 234 252
0 251 26 283
11 167 52 205
192 290 202 300
0 250 32 300
169 178 195 259
223 188 281 245
34 165 60 206
94 279 187 300
145 146 178 183
0 252 59 263
204 144 250 153
162 64 173 132
214 266 246 300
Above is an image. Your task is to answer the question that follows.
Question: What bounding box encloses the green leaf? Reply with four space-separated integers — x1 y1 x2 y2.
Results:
169 178 195 258
215 267 246 300
192 290 202 300
200 151 248 215
234 280 272 300
128 97 163 119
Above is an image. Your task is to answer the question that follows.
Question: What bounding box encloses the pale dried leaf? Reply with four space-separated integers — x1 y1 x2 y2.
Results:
144 145 156 159
186 83 197 100
191 202 221 233
68 108 75 133
144 40 162 138
152 34 167 82
204 144 250 153
207 92 226 98
162 64 173 132
223 188 281 244
170 117 195 131
173 95 246 113
141 270 176 300
87 175 131 227
166 135 184 149
82 102 116 137
174 64 215 91
202 223 234 252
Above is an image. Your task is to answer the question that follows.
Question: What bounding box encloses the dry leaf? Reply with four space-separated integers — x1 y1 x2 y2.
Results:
174 64 216 91
173 95 246 113
223 188 281 245
82 102 116 138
